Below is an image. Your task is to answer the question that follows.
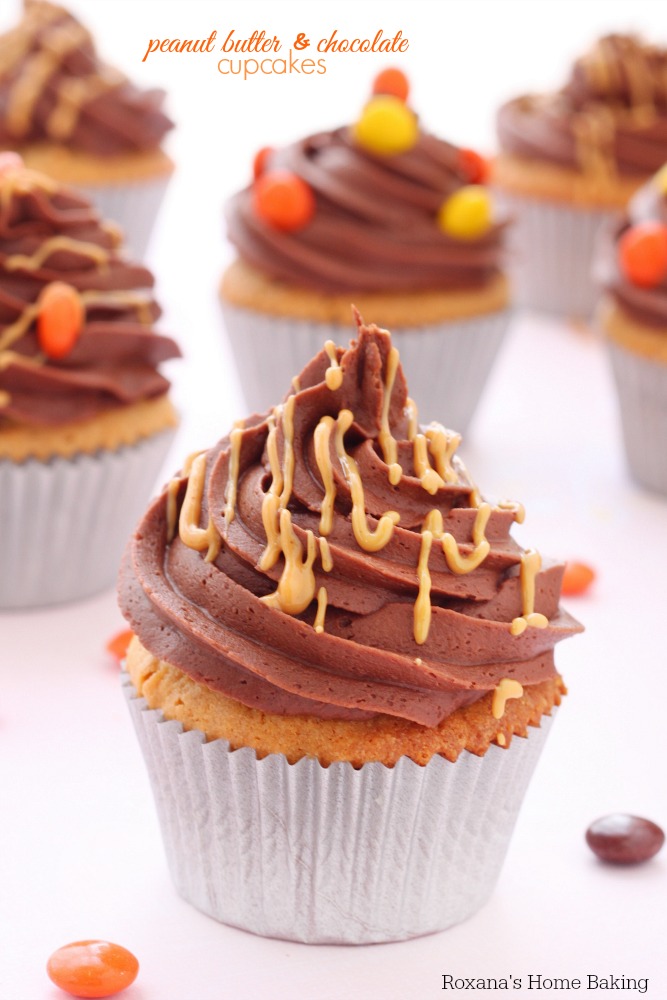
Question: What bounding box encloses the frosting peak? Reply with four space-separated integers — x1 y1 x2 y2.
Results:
119 315 581 728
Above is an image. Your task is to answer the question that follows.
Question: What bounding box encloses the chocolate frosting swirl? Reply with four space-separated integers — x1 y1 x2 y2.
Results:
597 171 667 327
497 35 667 177
0 160 180 427
0 1 173 155
226 128 505 294
119 318 581 728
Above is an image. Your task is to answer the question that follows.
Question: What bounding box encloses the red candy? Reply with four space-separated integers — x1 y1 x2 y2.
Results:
253 171 315 232
586 814 665 865
458 147 489 185
618 221 667 288
47 940 139 998
561 561 596 596
372 67 410 103
37 281 84 360
252 145 274 180
106 629 134 663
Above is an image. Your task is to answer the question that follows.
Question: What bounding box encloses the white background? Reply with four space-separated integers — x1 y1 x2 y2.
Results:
1 2 666 998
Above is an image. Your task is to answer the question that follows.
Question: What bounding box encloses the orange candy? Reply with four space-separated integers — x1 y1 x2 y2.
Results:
253 171 316 232
46 940 139 998
372 67 410 102
37 281 84 359
561 562 596 597
106 629 134 663
252 145 274 180
458 148 489 185
618 222 667 288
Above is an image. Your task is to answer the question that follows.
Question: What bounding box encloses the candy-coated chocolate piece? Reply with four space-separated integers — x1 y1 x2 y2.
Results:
372 67 409 102
458 148 489 185
253 171 316 232
586 814 664 865
106 629 134 663
47 940 139 998
353 95 418 156
561 561 596 596
37 281 84 359
618 221 667 288
253 146 274 180
0 150 23 175
438 185 492 240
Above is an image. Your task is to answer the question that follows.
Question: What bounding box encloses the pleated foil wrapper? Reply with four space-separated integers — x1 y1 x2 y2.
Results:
0 428 176 609
222 304 512 431
607 339 667 496
76 173 171 259
124 674 555 944
497 191 619 319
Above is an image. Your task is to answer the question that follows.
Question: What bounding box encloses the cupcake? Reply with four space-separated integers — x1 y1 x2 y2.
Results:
0 152 180 608
0 1 174 257
495 34 667 318
119 313 582 944
221 70 511 431
596 165 667 495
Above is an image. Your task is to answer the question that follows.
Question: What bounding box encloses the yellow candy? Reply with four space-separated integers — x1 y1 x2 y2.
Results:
353 96 418 156
653 164 667 195
438 185 492 240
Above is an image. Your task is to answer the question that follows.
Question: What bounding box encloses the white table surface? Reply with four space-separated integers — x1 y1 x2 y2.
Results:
2 2 667 997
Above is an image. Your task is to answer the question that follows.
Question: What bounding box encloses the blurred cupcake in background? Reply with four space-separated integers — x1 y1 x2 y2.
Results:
496 34 667 319
221 69 511 431
0 153 180 608
596 165 667 496
0 1 174 257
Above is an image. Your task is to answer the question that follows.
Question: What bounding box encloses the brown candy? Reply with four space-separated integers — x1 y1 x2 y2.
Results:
586 814 665 864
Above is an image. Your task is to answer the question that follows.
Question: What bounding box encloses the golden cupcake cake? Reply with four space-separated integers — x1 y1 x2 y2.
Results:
221 70 511 431
0 1 174 256
0 152 180 607
120 313 581 944
496 34 667 317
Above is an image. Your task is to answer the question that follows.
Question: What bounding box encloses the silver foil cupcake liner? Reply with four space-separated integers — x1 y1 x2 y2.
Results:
496 191 619 318
607 340 667 496
76 174 171 259
221 304 512 430
0 428 176 609
123 674 554 944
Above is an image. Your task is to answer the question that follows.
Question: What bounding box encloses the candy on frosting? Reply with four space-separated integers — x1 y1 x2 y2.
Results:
0 157 180 426
119 315 581 728
230 74 502 294
0 1 172 155
497 35 667 179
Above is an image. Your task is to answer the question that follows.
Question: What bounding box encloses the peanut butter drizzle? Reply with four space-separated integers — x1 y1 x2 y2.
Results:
47 68 124 142
496 732 507 747
323 340 343 391
291 375 301 393
5 235 110 272
0 303 41 353
413 433 445 495
492 678 524 719
404 397 418 439
424 424 461 484
318 536 333 572
422 503 492 576
79 291 155 325
496 499 525 524
260 509 317 614
414 529 434 645
335 408 400 552
258 399 297 570
223 424 243 525
178 453 221 562
0 389 10 407
510 549 549 636
314 586 328 633
313 414 336 535
378 345 402 485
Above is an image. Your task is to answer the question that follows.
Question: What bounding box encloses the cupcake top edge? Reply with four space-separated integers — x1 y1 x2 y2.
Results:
0 0 173 156
225 71 506 296
0 153 181 429
497 34 667 179
119 314 583 731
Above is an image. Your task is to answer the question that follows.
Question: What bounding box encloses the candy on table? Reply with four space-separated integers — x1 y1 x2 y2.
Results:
253 170 315 232
37 282 84 360
353 94 419 156
252 145 274 180
106 629 134 664
586 815 665 865
371 67 410 102
561 561 596 596
438 185 493 240
618 221 667 288
47 940 139 998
